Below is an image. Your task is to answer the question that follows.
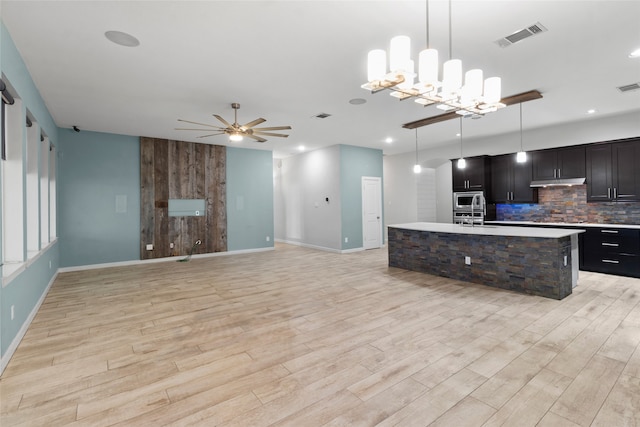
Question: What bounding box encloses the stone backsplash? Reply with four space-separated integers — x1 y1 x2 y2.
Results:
496 185 640 224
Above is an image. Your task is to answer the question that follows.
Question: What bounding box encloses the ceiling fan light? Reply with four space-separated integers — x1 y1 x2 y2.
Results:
367 49 387 82
229 132 243 142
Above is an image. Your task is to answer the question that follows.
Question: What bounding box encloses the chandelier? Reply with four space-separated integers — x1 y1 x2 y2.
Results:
361 1 505 116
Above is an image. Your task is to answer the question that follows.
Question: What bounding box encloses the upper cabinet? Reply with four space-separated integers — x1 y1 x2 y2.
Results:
532 146 586 180
586 139 640 202
490 154 538 203
452 156 491 191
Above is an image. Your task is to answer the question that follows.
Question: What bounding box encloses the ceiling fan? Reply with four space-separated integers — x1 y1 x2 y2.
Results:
176 103 291 143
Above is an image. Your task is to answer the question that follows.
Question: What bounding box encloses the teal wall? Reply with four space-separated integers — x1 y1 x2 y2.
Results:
226 147 274 251
339 145 384 250
57 129 140 267
1 21 59 361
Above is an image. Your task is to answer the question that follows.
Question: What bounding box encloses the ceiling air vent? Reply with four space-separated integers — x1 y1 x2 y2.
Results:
617 83 640 93
314 113 332 119
495 22 548 48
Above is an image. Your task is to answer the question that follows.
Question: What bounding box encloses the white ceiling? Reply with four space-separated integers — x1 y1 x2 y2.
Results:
2 0 640 158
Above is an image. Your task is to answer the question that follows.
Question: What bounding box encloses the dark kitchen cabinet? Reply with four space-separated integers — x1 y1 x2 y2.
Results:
582 227 640 277
452 156 491 191
532 146 586 180
490 153 538 203
586 139 640 202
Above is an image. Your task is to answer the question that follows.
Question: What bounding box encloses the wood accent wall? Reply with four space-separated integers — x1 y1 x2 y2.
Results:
140 137 227 259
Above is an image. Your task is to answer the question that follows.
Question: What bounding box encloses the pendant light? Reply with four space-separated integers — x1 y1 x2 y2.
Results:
457 117 466 169
516 103 527 163
413 129 422 174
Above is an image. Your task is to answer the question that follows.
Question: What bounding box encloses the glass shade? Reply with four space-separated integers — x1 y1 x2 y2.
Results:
457 158 466 169
463 69 483 101
516 151 527 163
367 49 387 82
390 35 411 72
484 77 502 104
418 49 439 85
413 164 422 174
229 133 243 142
442 59 462 95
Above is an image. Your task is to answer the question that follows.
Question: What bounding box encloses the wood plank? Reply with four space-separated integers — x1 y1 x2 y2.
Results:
1 245 639 426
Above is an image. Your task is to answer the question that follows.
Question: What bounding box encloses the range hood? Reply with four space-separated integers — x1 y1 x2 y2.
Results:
530 177 586 188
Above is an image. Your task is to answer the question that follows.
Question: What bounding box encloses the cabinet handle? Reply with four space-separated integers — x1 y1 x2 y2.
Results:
601 243 619 247
511 192 514 201
601 230 619 234
607 188 611 198
614 188 618 199
557 168 561 178
602 259 620 264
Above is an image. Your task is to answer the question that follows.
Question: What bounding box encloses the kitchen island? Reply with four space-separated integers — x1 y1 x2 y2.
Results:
388 222 584 300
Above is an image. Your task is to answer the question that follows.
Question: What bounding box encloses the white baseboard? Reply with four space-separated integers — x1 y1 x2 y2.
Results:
1 270 58 375
274 239 364 254
58 247 275 273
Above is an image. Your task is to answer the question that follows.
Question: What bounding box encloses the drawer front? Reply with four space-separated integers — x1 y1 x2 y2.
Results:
584 228 640 255
583 252 640 277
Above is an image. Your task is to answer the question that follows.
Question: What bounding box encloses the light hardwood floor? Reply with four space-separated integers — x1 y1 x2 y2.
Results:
1 243 640 426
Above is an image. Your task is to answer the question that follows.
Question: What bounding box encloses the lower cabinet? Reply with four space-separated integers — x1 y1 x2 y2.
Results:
581 227 640 278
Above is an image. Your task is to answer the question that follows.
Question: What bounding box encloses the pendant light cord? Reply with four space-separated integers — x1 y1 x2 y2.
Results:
426 0 430 48
415 129 419 164
449 0 453 60
519 103 524 151
459 117 463 157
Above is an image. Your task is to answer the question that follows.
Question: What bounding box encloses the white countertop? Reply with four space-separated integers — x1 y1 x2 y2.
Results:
487 221 640 230
388 222 584 238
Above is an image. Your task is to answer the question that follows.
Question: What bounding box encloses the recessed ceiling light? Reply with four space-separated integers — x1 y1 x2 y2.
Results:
456 133 461 137
587 109 596 114
629 48 640 58
385 137 393 144
105 30 140 47
298 145 305 151
349 98 367 105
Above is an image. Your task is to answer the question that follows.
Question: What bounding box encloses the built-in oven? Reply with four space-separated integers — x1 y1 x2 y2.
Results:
453 191 485 211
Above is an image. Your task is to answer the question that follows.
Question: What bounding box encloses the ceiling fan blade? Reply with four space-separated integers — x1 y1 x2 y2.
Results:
177 119 223 128
241 118 266 129
196 132 225 138
252 131 290 138
252 126 292 131
213 114 233 128
245 134 267 143
175 127 226 131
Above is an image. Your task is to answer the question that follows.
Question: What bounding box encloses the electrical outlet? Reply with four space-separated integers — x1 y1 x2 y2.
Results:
465 256 471 265
11 305 15 320
146 244 153 251
170 242 174 249
564 255 568 266
345 237 349 243
266 236 270 242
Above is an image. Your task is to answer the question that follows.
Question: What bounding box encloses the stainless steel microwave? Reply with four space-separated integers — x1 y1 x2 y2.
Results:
453 191 485 211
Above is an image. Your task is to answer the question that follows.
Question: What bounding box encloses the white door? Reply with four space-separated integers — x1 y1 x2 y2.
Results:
362 176 382 250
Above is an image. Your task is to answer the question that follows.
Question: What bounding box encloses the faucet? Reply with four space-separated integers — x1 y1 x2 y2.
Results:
470 193 486 227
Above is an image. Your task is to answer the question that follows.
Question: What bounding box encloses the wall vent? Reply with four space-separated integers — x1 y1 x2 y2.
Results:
314 112 332 119
617 82 640 93
495 22 548 48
